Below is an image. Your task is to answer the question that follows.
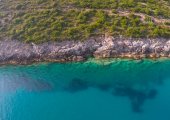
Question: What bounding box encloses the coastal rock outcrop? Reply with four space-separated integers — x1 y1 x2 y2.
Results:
94 37 169 59
0 37 169 64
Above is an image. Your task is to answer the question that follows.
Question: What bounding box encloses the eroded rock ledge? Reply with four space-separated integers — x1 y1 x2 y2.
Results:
0 37 170 64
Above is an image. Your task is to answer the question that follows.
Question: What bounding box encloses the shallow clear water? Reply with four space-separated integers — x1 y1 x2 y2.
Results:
0 59 170 120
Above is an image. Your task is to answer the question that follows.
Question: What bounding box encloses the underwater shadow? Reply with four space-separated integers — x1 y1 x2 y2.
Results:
0 74 53 93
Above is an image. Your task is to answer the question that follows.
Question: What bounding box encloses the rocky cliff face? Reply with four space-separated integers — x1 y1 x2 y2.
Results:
0 37 170 64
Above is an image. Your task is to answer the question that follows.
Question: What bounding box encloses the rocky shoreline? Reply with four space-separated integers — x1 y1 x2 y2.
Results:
0 37 170 65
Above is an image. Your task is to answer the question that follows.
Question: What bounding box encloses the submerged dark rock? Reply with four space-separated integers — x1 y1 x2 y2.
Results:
64 78 89 93
147 89 157 99
97 83 112 91
0 37 170 64
112 84 157 113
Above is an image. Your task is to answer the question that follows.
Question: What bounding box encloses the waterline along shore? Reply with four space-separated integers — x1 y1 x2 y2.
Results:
0 37 170 65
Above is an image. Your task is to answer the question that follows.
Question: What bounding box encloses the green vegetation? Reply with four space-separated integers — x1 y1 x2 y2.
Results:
0 0 170 43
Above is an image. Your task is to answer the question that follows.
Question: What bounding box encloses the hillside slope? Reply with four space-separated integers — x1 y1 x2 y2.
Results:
0 0 170 43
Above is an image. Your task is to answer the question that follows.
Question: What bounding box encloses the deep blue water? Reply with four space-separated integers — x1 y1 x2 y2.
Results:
0 59 170 120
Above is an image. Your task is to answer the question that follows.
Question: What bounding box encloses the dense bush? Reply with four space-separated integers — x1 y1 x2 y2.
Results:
0 0 169 43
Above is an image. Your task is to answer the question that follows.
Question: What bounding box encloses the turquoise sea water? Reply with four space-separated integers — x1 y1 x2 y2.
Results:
0 59 170 120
